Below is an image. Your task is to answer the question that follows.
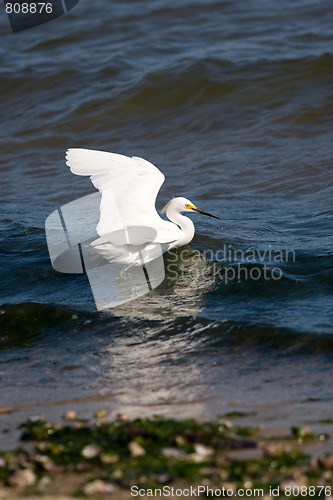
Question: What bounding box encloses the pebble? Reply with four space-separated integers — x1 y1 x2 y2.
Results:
76 461 92 472
175 435 186 446
112 469 123 479
8 468 36 488
218 419 233 429
280 478 307 491
116 412 129 421
94 409 107 419
62 410 77 421
35 454 58 472
262 442 290 457
36 441 49 452
194 443 213 457
219 469 228 481
299 426 313 436
101 453 119 464
83 479 116 495
155 473 173 483
37 476 51 492
29 415 44 422
320 454 333 470
81 444 102 459
128 441 146 457
222 482 237 492
199 466 220 476
161 447 185 459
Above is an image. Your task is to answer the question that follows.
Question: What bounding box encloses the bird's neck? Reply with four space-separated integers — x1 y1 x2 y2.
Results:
166 207 195 245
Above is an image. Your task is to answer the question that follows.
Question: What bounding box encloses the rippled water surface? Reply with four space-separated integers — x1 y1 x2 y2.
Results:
0 0 332 447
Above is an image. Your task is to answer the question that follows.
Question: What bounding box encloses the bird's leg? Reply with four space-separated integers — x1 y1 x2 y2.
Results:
117 261 136 280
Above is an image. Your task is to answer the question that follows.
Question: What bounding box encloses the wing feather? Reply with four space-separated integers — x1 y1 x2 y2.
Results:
65 148 180 244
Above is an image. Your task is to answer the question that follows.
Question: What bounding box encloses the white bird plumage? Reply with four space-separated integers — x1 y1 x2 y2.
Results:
65 148 219 266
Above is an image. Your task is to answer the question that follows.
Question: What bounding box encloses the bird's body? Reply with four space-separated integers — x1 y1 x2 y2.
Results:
66 148 219 266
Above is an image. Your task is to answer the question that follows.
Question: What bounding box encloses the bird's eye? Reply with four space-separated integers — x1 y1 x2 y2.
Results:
185 204 191 209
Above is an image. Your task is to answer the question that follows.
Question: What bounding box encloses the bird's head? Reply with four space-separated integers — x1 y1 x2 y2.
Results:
162 197 219 219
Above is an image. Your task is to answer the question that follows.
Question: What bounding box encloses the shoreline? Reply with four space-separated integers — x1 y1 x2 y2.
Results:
0 413 332 499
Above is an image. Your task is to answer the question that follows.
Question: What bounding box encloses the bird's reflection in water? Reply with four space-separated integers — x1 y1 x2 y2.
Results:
98 251 216 413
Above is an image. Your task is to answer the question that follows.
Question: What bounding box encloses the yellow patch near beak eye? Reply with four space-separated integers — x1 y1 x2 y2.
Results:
185 204 196 210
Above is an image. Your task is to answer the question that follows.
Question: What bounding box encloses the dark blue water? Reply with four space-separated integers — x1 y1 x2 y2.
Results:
0 0 332 448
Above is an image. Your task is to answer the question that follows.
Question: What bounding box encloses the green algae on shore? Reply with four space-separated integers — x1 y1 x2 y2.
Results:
0 415 332 498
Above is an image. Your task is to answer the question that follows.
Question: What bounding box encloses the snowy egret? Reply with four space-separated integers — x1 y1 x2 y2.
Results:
66 148 219 265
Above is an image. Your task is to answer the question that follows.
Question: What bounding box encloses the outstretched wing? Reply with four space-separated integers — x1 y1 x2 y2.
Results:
65 148 180 243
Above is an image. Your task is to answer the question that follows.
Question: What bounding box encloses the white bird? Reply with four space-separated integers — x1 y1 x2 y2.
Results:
65 148 219 266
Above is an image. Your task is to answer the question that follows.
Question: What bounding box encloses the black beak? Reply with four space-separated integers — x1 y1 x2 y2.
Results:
193 207 220 219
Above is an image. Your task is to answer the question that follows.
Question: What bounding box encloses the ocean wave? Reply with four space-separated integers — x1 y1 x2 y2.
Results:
1 301 332 355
